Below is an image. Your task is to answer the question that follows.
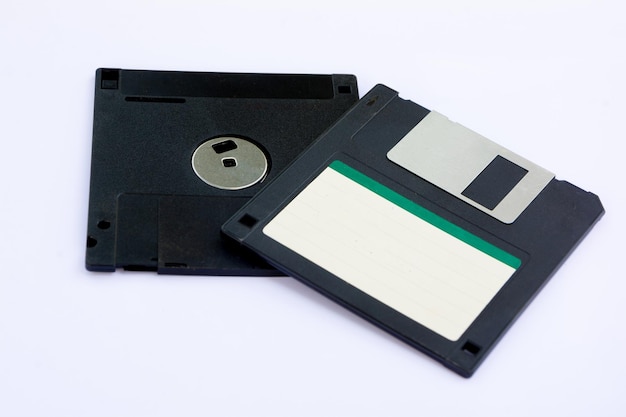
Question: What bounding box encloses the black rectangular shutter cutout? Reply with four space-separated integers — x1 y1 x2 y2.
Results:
462 155 528 210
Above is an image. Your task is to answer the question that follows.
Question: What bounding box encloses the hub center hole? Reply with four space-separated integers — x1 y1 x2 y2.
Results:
222 157 237 168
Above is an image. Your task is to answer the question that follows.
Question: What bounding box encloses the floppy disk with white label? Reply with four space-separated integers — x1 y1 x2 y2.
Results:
221 84 604 376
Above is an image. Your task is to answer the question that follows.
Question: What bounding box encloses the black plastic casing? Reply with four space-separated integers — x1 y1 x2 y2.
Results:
86 68 359 275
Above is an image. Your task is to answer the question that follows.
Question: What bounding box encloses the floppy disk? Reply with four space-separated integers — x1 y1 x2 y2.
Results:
222 84 604 376
86 68 358 275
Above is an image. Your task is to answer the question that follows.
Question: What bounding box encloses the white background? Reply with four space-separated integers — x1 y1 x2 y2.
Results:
1 1 624 416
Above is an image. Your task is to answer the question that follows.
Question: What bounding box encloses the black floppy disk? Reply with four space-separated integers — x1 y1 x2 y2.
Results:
86 68 358 275
222 84 604 376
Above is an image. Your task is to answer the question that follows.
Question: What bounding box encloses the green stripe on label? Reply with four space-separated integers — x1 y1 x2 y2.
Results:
329 160 521 270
